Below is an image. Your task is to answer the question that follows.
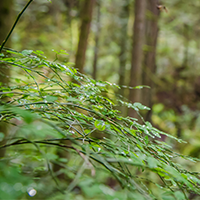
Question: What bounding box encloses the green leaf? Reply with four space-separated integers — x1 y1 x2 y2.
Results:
161 192 175 200
21 50 33 56
67 96 79 102
58 158 68 163
15 78 21 83
174 191 185 200
145 121 152 128
162 196 174 200
9 107 37 124
6 50 21 55
94 120 106 131
144 135 149 145
147 156 158 169
133 102 150 110
45 95 57 102
134 85 149 89
35 50 44 54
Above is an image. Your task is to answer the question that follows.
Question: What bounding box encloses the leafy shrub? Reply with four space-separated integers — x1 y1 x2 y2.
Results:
0 48 200 199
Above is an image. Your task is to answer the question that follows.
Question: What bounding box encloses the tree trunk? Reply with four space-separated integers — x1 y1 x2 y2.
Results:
117 0 130 116
118 0 129 97
128 0 146 118
92 0 101 80
0 0 13 158
142 0 160 122
54 1 95 178
75 0 95 73
0 0 13 85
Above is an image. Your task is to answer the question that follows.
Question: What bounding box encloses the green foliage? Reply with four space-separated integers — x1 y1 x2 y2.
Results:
0 162 33 199
0 49 200 199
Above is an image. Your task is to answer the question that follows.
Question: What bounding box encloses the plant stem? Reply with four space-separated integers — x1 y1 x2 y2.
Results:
0 0 33 53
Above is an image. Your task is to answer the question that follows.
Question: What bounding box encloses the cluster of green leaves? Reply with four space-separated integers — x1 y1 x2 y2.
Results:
0 49 200 199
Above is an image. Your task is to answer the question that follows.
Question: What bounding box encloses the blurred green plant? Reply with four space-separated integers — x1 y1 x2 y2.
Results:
0 49 200 199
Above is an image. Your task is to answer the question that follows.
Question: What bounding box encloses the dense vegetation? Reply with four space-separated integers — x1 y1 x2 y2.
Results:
0 49 200 199
1 0 200 199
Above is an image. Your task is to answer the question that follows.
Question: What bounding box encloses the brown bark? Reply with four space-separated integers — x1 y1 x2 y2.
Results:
118 0 129 97
92 1 101 80
54 1 95 177
75 0 95 73
142 0 160 121
0 0 13 86
128 0 146 118
0 0 13 158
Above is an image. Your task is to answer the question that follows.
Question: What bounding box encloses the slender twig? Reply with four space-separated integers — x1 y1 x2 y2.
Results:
0 61 69 93
0 0 34 53
0 139 76 150
23 68 42 96
158 174 174 192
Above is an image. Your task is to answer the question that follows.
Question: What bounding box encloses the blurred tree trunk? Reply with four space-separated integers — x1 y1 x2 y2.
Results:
75 0 95 73
92 0 101 80
118 0 129 97
128 0 146 118
65 0 76 59
0 0 13 157
54 0 95 179
117 0 130 116
142 0 160 122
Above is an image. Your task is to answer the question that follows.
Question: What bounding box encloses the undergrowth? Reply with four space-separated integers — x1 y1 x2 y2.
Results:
0 48 200 199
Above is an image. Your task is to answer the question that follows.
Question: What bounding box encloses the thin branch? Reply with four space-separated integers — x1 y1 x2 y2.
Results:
0 0 34 52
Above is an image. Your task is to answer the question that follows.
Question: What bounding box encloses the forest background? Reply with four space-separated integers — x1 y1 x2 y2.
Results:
1 0 200 199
